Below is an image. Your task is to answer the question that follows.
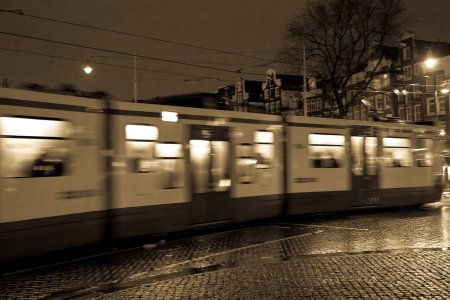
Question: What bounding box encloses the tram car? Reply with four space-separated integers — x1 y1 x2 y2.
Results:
0 87 443 261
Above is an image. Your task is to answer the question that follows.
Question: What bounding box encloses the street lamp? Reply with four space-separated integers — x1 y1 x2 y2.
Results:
424 57 437 68
83 65 93 74
393 88 401 118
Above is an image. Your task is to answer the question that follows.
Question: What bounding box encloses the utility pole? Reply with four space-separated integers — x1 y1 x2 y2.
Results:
302 44 308 117
133 50 137 102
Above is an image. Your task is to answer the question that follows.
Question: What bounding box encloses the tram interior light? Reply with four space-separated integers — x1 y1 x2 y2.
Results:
125 124 158 140
255 131 274 144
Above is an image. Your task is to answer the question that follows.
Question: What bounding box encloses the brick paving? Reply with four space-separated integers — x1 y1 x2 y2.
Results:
1 199 449 299
96 250 450 300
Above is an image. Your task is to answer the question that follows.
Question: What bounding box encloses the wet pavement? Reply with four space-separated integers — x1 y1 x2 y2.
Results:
1 199 449 299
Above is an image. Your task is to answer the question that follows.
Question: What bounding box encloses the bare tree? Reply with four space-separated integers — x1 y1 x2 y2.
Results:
280 0 405 117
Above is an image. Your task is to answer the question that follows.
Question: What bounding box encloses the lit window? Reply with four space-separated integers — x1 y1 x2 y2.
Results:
308 134 345 168
383 137 412 167
236 143 256 183
414 139 433 167
426 98 436 116
155 142 184 189
0 117 72 178
125 124 158 173
254 131 274 169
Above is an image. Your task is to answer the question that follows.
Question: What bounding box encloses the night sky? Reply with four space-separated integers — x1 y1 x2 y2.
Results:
1 0 450 100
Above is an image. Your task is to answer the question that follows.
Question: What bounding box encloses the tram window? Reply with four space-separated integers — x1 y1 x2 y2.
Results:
308 134 345 168
383 137 412 167
155 142 184 189
254 130 274 169
125 124 158 173
190 140 230 192
236 143 256 183
365 137 378 175
210 141 230 191
351 136 364 175
0 117 72 178
414 139 433 167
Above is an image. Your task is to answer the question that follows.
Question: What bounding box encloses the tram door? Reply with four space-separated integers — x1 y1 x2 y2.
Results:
351 134 380 206
189 125 231 225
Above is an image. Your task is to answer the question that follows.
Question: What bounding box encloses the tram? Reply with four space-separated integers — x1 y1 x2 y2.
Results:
0 87 443 261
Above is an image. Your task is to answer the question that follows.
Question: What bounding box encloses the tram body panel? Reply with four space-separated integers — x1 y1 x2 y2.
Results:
285 116 352 215
0 88 444 261
229 118 284 221
378 132 435 189
0 89 106 260
111 114 188 209
0 92 105 222
286 125 351 193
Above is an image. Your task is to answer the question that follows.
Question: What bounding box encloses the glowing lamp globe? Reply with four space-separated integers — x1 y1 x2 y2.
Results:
83 66 93 74
424 58 437 68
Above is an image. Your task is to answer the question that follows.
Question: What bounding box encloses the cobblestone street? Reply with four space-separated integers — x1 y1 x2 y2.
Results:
1 199 449 299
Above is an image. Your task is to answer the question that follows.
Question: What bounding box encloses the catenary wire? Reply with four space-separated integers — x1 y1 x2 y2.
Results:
0 47 232 83
0 9 275 63
0 31 263 76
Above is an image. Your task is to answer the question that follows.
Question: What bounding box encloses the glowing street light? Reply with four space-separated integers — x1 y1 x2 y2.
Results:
83 65 93 74
424 57 437 68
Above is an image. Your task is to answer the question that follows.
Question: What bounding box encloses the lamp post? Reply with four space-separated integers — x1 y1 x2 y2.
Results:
393 88 401 118
302 44 308 117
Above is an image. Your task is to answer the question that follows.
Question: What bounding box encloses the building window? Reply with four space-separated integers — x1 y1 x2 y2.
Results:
436 74 445 86
270 88 275 99
426 98 436 115
310 99 316 112
425 77 434 92
317 99 323 112
398 106 405 119
361 106 367 120
414 63 422 75
406 106 413 121
384 95 392 109
372 79 381 90
403 65 412 80
375 95 383 110
354 106 361 120
382 74 390 86
368 97 375 108
402 47 411 60
438 96 446 115
414 104 422 121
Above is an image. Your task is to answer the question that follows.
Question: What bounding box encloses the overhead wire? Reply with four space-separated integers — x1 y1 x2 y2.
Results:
0 31 264 76
0 47 232 83
0 9 275 63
